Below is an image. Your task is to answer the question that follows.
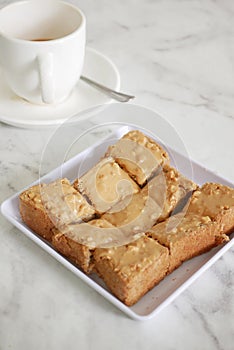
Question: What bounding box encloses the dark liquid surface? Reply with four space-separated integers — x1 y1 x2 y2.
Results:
30 38 54 42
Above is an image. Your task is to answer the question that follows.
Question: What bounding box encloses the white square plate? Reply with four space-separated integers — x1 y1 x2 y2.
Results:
1 125 234 321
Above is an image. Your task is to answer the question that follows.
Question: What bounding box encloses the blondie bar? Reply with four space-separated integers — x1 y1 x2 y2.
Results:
19 178 95 241
106 130 169 186
94 236 169 306
52 219 115 273
74 157 139 214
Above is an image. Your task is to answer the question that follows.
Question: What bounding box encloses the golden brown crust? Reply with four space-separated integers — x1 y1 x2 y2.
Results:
94 236 169 306
19 179 96 242
19 185 55 241
148 213 229 273
51 219 118 272
52 231 94 273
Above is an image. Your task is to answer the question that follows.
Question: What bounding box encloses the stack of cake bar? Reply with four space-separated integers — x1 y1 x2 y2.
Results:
19 130 234 306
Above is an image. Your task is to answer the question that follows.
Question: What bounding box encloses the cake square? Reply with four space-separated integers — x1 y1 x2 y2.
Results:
102 191 161 235
52 219 116 273
186 183 234 235
142 165 197 222
94 236 169 306
74 157 139 214
41 178 95 226
148 212 229 273
19 184 55 242
106 130 169 186
19 178 95 242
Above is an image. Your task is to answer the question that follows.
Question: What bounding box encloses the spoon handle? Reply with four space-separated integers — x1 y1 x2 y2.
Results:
80 75 135 103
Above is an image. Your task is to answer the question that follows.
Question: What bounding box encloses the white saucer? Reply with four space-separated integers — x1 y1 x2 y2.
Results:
0 47 120 128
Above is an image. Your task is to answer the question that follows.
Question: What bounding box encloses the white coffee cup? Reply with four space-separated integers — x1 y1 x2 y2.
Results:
0 0 86 105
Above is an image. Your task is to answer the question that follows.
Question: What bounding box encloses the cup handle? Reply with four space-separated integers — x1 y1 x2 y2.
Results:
37 53 54 104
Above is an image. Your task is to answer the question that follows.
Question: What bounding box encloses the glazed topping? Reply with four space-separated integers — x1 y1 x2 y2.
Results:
20 184 44 209
103 192 147 225
149 213 213 245
59 219 143 248
107 139 161 185
106 130 169 185
77 157 139 213
94 160 138 202
123 130 169 164
95 236 168 276
161 167 194 219
188 183 234 218
102 191 161 233
40 178 95 226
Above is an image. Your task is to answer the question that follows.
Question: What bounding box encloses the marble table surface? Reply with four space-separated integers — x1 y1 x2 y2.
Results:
0 0 233 349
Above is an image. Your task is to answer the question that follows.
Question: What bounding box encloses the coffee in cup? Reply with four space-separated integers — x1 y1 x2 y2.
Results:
0 0 86 105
